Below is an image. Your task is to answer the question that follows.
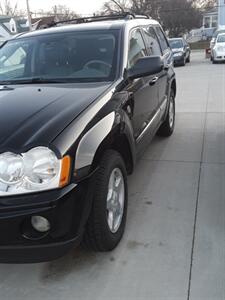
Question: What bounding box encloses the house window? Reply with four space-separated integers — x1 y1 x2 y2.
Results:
204 16 211 28
212 16 218 28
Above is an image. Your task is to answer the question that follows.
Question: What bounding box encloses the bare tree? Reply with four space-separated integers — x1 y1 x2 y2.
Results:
102 0 164 19
0 0 19 16
131 0 162 19
102 0 131 14
101 0 203 36
50 5 79 21
160 0 202 37
196 0 217 8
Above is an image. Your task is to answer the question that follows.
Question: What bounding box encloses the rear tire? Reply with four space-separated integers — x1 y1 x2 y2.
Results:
157 90 175 137
83 150 128 252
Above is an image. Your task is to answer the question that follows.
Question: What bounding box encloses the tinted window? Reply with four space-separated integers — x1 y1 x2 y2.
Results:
128 29 147 68
155 26 169 52
0 30 119 84
143 27 162 56
217 34 225 43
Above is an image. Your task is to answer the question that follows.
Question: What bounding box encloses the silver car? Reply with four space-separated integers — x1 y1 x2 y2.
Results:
211 33 225 63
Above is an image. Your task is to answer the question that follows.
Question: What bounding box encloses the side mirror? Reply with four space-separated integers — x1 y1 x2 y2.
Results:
127 56 164 80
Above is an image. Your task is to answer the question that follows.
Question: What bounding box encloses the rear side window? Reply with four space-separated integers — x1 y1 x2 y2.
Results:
143 26 162 56
128 29 147 68
155 26 169 53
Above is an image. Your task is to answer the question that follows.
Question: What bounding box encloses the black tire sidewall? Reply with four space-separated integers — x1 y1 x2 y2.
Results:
168 91 175 132
88 150 128 250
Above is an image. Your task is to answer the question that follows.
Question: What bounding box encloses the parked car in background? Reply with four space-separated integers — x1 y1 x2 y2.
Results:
0 13 176 263
169 38 191 66
211 33 225 63
210 26 225 51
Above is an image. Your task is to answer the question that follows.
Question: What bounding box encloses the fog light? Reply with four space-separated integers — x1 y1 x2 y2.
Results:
31 216 50 233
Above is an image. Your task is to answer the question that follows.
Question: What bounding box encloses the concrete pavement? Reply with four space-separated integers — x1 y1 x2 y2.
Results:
0 51 225 300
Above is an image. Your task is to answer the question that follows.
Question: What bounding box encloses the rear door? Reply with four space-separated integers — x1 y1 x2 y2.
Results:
154 26 172 111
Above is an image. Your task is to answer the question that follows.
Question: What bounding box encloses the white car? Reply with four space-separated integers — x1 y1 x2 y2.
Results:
212 33 225 63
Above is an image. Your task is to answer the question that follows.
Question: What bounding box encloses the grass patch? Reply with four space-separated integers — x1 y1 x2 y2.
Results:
190 40 210 50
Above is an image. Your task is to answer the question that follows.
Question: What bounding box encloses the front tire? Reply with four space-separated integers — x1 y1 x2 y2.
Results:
186 55 190 63
83 150 128 251
157 90 175 137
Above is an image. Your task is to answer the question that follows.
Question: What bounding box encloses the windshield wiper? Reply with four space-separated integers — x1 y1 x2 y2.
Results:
0 78 66 85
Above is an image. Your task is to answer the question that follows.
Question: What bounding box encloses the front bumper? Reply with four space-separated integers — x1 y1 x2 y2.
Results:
213 55 225 61
173 56 184 65
0 179 91 263
212 50 225 61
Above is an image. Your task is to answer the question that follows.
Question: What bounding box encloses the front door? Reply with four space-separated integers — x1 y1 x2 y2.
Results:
126 28 159 141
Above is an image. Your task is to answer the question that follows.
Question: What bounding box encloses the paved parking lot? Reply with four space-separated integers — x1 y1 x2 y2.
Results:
1 51 225 300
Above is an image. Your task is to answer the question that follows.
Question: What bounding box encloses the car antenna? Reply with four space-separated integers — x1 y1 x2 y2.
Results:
111 0 125 13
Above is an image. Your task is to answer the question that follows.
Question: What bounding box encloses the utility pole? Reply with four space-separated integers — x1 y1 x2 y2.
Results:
26 0 32 31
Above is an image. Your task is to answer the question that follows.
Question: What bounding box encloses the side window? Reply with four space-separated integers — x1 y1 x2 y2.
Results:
128 29 147 68
155 26 169 53
143 26 162 56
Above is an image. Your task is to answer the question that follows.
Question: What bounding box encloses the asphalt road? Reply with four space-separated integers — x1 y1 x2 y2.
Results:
1 51 225 300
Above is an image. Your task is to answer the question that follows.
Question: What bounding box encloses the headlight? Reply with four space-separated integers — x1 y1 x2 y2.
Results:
0 153 24 185
173 52 183 57
23 147 60 186
0 147 71 196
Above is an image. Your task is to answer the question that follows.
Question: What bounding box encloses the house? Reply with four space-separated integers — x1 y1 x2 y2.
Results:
187 5 222 42
31 16 57 30
203 7 218 29
0 15 29 44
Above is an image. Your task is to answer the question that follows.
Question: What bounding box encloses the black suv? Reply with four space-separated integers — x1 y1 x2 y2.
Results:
0 13 176 263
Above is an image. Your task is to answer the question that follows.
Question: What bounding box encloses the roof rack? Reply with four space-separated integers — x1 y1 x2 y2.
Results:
47 13 150 28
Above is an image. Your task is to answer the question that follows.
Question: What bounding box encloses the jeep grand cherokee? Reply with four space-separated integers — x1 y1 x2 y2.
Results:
0 13 176 263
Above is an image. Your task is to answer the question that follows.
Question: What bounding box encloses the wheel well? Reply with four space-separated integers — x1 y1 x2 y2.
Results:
171 79 176 97
91 133 134 175
111 134 134 175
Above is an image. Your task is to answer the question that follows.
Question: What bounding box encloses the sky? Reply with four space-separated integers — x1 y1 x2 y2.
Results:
11 0 107 15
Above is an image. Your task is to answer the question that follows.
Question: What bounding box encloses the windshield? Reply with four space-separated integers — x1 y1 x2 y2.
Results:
0 30 119 84
169 39 183 49
213 29 225 38
217 34 225 43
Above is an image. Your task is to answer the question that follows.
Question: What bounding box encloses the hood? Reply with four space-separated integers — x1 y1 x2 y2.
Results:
172 47 184 53
0 82 111 153
215 42 225 50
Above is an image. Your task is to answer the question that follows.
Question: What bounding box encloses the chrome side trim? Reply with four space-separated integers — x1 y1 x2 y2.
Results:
136 108 161 143
160 96 168 114
75 112 115 170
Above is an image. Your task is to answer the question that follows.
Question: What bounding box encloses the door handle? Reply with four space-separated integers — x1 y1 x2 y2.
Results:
149 76 159 86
